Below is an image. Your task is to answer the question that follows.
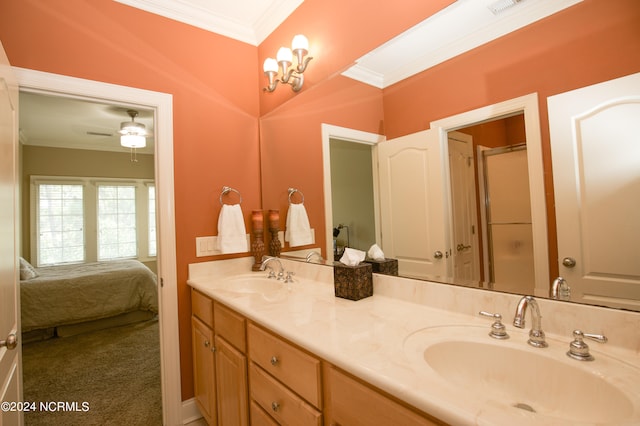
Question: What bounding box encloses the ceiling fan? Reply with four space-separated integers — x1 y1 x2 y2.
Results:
119 109 148 148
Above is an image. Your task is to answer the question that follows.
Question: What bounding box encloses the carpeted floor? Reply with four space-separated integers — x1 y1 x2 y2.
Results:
22 319 162 426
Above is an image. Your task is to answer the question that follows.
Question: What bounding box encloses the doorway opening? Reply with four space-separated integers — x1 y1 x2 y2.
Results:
321 124 385 261
14 68 181 424
432 93 549 297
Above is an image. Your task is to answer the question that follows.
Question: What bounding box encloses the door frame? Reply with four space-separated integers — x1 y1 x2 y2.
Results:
321 124 386 260
13 67 181 425
430 93 549 297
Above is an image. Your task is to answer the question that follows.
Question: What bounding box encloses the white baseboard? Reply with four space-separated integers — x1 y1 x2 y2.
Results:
181 398 203 425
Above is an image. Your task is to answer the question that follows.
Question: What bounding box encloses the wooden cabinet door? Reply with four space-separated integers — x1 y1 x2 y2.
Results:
192 316 217 425
215 335 248 426
324 366 441 426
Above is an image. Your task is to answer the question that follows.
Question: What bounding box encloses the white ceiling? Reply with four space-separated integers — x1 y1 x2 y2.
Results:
20 92 155 154
342 0 582 88
20 0 582 152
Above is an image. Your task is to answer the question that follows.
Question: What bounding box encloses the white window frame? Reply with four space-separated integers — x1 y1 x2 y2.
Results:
31 178 86 266
31 175 156 266
147 183 157 257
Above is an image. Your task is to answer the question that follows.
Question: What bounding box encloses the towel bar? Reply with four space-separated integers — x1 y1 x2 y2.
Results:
220 186 242 205
288 187 304 205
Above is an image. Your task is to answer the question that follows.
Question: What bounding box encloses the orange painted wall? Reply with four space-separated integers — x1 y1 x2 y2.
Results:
0 0 260 400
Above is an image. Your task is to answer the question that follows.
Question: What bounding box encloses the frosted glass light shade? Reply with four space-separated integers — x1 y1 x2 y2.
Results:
292 35 309 52
263 58 278 73
121 134 146 148
277 47 293 63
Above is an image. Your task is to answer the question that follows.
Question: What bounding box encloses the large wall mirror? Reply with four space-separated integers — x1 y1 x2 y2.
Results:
259 2 640 313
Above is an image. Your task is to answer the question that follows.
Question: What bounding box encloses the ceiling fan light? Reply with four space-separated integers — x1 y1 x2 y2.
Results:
119 120 146 136
120 134 146 148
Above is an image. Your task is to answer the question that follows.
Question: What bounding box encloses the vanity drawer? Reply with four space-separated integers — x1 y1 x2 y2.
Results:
249 400 278 426
214 301 246 353
191 288 213 328
247 323 322 408
249 362 321 426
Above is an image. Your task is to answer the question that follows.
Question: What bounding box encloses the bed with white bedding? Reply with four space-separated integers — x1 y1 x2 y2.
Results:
20 259 158 336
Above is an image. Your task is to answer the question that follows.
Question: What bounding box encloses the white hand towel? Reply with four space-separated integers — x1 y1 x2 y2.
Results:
217 204 248 254
285 203 313 247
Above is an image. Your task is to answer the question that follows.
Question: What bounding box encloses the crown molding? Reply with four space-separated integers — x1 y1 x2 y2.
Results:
114 0 302 46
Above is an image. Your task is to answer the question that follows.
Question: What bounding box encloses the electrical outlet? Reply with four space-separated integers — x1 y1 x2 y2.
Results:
196 235 251 257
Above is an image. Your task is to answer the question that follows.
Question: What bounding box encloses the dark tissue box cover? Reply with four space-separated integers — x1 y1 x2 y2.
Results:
365 258 398 276
333 262 373 301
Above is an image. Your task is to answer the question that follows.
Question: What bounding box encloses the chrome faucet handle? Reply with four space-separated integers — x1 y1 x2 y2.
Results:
567 330 608 361
284 271 295 283
479 311 509 339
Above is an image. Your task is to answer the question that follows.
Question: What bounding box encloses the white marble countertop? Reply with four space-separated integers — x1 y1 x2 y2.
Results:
187 257 640 426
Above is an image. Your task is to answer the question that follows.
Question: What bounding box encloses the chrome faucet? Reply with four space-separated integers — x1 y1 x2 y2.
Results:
305 251 324 263
513 296 548 348
260 256 284 280
550 277 571 300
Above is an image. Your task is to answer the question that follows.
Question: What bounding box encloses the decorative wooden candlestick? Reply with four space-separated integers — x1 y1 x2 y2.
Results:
268 209 281 257
251 210 265 271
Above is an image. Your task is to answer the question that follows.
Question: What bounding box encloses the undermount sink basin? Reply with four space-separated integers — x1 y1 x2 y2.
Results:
218 274 288 300
404 325 640 424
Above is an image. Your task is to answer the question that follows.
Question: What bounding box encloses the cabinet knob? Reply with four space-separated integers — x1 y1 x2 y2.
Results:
204 340 210 348
271 401 280 412
270 356 279 366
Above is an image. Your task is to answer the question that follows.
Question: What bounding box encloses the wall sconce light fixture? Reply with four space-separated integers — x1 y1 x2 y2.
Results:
263 34 313 93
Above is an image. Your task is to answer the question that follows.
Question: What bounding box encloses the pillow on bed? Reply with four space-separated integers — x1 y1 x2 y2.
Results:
19 257 39 280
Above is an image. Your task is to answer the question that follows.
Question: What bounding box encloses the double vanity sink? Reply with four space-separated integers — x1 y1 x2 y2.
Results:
188 257 640 426
404 325 637 424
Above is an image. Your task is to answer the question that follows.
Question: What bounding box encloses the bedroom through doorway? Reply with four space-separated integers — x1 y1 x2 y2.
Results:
12 62 184 423
18 90 163 424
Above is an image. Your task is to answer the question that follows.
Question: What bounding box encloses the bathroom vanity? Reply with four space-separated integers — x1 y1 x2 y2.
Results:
188 257 640 426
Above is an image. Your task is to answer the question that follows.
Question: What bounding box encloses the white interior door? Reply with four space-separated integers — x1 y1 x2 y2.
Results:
378 129 449 279
448 131 479 283
0 42 22 426
548 72 640 310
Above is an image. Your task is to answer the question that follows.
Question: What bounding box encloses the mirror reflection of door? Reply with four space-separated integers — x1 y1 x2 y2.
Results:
448 131 480 284
378 129 449 279
549 72 640 310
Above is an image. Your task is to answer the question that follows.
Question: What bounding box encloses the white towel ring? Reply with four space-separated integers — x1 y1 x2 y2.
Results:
220 186 242 205
288 187 304 205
